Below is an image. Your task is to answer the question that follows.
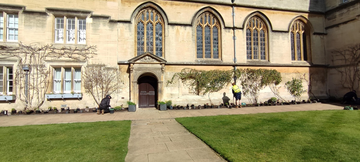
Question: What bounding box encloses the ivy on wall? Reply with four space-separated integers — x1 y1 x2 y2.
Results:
235 68 282 103
167 68 233 95
168 68 283 103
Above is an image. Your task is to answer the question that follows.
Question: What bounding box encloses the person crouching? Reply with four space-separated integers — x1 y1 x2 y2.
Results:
98 95 112 115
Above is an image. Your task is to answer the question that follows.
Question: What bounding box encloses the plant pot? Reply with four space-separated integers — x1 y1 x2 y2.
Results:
109 109 114 114
128 105 136 112
160 104 167 111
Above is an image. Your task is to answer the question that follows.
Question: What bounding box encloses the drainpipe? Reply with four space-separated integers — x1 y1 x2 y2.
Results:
231 0 237 83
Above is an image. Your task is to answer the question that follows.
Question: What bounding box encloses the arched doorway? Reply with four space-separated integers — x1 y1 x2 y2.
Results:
138 74 158 108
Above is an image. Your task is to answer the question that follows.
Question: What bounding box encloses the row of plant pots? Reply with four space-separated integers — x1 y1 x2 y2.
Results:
158 99 320 111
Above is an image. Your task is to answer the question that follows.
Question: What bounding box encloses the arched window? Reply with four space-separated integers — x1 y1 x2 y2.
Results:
246 16 268 60
196 12 221 59
291 20 308 61
135 8 164 57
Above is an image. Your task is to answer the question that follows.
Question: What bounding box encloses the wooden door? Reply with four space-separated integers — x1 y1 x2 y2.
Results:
139 81 156 108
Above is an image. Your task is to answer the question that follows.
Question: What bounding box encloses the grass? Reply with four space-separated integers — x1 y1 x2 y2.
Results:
176 110 360 162
0 121 131 162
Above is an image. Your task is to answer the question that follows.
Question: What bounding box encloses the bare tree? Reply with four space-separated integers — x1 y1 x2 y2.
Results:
331 43 360 91
0 42 96 109
82 64 123 106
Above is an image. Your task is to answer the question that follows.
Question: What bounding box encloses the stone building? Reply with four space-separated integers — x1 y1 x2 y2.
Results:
0 0 358 111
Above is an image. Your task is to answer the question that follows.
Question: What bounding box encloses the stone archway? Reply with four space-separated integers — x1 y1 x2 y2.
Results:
138 74 158 108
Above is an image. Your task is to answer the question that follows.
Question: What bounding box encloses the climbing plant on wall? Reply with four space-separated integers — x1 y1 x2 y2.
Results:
285 78 306 101
167 68 233 95
234 68 282 103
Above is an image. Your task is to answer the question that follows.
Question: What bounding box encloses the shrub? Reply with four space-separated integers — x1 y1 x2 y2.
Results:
269 97 277 103
127 101 135 106
165 100 172 107
158 101 166 105
114 106 122 111
285 78 306 101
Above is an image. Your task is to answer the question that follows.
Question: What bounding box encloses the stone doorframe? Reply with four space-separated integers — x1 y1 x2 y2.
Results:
127 53 167 107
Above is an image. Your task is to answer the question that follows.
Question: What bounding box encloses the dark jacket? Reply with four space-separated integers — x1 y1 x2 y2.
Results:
99 95 111 109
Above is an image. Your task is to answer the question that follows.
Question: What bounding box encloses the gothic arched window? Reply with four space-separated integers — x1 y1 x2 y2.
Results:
291 20 309 61
135 8 164 57
196 12 221 59
246 16 268 60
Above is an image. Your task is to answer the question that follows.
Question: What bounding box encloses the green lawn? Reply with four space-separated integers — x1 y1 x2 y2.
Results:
0 121 131 162
176 110 360 162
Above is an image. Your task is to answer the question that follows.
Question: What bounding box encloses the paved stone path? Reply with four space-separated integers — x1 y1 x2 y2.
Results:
0 103 344 162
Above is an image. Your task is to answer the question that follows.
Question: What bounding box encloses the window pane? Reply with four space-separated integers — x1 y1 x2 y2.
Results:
213 26 219 59
137 22 144 55
155 23 163 57
74 68 81 92
54 68 61 93
0 67 3 93
7 14 18 41
0 13 3 40
78 19 86 44
303 33 307 61
246 29 252 59
204 26 211 58
260 30 266 60
291 33 295 61
7 67 13 94
253 30 258 59
146 22 154 53
67 19 75 43
296 33 301 61
64 68 71 93
196 25 203 58
55 18 64 43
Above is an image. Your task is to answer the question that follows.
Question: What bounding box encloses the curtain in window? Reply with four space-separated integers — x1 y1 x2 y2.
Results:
0 13 3 40
0 67 3 93
78 19 86 44
74 68 81 92
55 18 64 43
54 68 61 93
64 68 71 93
7 14 18 41
67 18 75 43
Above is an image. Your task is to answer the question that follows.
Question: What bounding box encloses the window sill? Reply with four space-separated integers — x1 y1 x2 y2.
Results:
46 93 82 100
52 43 87 48
0 95 16 101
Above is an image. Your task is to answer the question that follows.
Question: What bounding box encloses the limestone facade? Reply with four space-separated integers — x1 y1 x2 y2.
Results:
0 0 357 111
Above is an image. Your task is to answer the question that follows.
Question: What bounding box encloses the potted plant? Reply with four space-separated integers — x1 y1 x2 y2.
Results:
166 100 172 109
11 108 16 114
127 101 136 112
35 108 41 114
53 107 58 113
158 101 167 111
109 108 115 114
114 106 122 111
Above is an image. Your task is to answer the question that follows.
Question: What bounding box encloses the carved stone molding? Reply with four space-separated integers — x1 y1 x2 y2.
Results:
138 56 157 63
